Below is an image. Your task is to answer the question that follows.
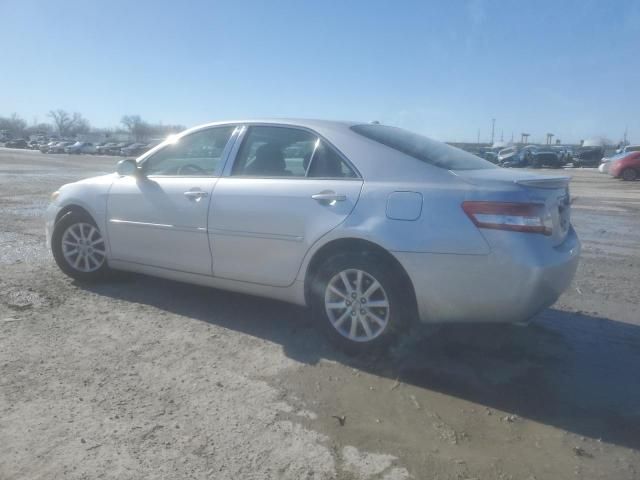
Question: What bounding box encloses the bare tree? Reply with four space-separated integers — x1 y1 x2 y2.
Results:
70 112 90 135
48 110 90 137
121 115 152 141
121 115 185 142
24 122 53 136
48 110 72 136
0 113 27 138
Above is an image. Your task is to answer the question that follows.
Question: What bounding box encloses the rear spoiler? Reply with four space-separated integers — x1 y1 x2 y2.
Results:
515 177 570 189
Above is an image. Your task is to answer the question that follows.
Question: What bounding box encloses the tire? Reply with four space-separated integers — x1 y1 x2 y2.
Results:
310 252 412 354
51 210 111 282
621 168 638 181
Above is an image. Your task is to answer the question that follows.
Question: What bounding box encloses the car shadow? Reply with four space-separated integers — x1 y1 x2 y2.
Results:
83 274 640 451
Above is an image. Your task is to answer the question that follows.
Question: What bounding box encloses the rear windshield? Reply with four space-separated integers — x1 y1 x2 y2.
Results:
351 124 497 171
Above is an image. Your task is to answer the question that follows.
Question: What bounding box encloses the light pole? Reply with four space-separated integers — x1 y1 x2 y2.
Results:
490 118 495 145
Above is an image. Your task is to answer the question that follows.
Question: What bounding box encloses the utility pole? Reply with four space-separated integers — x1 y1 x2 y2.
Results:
477 129 480 144
624 126 628 145
500 129 504 142
490 118 496 145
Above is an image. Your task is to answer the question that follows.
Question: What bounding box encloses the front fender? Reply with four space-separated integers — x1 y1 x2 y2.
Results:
48 174 117 252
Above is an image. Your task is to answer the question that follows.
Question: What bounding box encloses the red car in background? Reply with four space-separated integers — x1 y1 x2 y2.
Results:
609 151 640 181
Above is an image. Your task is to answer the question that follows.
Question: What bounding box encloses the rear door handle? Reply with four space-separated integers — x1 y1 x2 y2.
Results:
311 192 346 203
184 190 209 201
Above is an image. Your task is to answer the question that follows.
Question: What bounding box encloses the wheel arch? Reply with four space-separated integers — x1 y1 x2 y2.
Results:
54 204 96 225
621 166 639 180
303 237 418 318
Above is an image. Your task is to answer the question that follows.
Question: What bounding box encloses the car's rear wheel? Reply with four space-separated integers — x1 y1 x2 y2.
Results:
621 168 638 181
311 252 410 353
52 211 111 282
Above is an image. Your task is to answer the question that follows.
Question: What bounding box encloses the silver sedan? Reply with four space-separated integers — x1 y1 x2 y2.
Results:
45 120 580 352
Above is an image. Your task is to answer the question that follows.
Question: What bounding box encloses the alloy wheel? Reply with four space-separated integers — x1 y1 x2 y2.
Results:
61 222 106 272
324 268 390 342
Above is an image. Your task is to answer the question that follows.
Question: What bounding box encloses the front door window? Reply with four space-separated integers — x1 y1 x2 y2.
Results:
142 126 235 176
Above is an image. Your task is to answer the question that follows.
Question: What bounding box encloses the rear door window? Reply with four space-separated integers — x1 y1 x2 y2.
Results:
231 126 358 178
231 126 315 177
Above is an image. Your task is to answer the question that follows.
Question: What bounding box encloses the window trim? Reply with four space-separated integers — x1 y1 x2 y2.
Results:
137 125 240 178
221 123 362 180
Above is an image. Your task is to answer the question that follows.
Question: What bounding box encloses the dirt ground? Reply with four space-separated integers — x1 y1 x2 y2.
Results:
1 147 639 480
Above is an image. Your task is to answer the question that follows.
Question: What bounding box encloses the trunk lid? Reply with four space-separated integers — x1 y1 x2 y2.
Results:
453 169 572 245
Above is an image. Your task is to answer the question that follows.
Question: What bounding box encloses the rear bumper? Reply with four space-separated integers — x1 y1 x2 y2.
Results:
393 227 581 324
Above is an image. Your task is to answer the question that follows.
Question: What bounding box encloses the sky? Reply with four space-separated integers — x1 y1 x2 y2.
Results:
0 0 638 144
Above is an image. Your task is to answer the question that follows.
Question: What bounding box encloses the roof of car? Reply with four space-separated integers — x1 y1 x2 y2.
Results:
183 118 360 135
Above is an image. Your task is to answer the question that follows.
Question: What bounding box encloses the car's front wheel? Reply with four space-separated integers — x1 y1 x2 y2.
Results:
621 168 638 181
311 252 410 353
52 211 111 282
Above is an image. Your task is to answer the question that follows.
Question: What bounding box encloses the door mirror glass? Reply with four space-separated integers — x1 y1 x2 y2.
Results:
116 158 138 176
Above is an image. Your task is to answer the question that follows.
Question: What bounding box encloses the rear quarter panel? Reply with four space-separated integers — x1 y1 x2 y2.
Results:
340 178 491 254
296 168 494 285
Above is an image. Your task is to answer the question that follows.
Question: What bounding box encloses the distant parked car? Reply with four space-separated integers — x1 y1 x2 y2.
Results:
599 152 627 173
609 151 640 181
28 140 41 149
95 142 119 155
573 146 604 167
501 145 550 168
551 146 573 164
49 141 75 154
500 148 531 168
65 142 96 154
615 145 640 155
478 147 500 164
120 142 150 157
497 146 518 164
107 142 133 155
529 146 563 168
40 141 58 153
4 139 29 148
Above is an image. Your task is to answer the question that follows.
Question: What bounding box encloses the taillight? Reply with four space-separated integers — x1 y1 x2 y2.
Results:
462 201 552 235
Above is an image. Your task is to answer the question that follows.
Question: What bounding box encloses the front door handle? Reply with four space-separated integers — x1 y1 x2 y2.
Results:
184 190 209 201
311 191 346 203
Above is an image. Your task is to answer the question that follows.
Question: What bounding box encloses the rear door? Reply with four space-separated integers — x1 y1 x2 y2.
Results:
106 126 237 274
208 125 363 287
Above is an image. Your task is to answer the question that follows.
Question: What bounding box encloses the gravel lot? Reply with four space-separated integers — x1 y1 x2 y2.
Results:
1 147 639 480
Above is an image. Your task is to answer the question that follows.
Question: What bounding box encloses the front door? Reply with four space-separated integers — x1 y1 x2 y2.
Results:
106 126 236 275
208 125 363 287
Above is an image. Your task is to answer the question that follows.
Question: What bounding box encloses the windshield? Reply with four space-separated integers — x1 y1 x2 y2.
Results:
351 124 496 171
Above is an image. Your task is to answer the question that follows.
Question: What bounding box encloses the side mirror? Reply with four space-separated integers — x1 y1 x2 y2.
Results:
116 158 139 176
